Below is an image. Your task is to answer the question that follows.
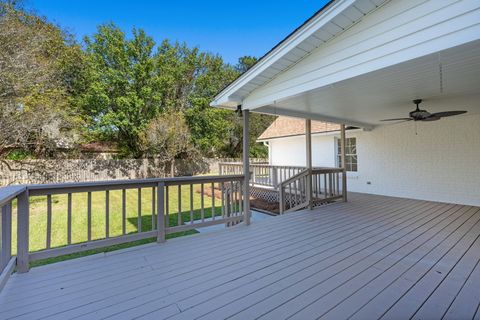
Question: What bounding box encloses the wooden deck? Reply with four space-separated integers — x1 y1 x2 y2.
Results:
1 193 480 320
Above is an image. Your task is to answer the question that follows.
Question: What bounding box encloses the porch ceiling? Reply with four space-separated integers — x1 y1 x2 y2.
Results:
254 40 480 128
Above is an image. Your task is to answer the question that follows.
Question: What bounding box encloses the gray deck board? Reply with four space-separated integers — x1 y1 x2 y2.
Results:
0 193 479 320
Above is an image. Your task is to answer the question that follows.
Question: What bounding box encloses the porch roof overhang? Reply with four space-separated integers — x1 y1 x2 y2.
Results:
210 0 388 110
211 0 480 130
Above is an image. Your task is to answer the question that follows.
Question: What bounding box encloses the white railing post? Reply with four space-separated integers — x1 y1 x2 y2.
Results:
16 190 29 273
156 181 166 243
243 109 251 225
340 124 347 202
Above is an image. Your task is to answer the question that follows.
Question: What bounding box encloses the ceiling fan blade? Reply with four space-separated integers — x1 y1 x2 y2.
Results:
421 115 441 121
430 110 467 118
380 118 412 122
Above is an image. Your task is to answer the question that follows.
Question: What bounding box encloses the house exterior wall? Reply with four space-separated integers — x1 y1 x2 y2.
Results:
269 134 336 167
267 114 480 206
244 0 480 109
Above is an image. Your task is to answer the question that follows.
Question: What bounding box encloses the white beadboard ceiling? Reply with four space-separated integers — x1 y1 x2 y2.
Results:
255 40 480 128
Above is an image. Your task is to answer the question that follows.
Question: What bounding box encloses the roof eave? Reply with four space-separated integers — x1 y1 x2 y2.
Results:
211 0 352 108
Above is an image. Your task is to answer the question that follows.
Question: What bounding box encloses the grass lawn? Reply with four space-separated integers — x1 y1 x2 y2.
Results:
11 184 230 267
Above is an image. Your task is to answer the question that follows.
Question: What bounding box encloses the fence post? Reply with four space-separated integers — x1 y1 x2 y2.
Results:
156 182 166 243
17 190 29 273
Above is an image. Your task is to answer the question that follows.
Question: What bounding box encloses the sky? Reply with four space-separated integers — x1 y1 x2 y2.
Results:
27 0 329 65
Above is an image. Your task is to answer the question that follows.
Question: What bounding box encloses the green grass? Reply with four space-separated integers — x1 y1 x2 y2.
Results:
12 184 228 268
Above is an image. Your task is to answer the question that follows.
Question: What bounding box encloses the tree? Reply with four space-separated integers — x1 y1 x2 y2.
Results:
0 1 85 158
235 56 257 73
140 110 196 176
80 24 161 157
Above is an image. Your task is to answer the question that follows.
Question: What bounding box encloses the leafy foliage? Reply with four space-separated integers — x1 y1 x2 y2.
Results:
0 0 86 158
1 2 275 161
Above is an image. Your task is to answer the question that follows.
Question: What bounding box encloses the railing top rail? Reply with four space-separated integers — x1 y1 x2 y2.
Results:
312 167 345 173
280 169 309 186
0 185 26 207
218 162 268 166
4 174 244 196
220 162 306 169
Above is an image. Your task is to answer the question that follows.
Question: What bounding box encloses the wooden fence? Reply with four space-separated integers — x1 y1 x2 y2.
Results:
0 158 266 186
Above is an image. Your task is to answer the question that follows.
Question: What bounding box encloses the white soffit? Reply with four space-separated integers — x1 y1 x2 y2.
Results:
255 40 480 128
212 0 389 109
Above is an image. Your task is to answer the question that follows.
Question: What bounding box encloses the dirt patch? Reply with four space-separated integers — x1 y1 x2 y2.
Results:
200 185 224 200
199 186 279 214
250 198 279 214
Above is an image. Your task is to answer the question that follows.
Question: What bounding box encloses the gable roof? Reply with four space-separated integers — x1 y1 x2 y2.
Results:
211 0 388 109
258 116 341 141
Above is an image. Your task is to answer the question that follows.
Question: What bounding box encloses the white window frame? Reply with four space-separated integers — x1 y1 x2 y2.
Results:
335 137 358 172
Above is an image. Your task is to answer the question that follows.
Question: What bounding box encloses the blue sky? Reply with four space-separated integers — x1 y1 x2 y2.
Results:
27 0 328 65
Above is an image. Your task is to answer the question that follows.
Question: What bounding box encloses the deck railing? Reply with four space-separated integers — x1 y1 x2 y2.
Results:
0 174 245 276
218 162 305 188
0 186 25 290
279 168 345 214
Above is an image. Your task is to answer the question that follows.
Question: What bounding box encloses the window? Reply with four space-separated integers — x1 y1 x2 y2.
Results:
337 137 357 172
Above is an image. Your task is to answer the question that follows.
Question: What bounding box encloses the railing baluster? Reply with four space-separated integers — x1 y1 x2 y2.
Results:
46 194 52 249
324 174 327 199
165 186 169 228
190 184 194 224
151 187 156 230
234 181 238 216
122 189 126 235
229 181 236 216
226 187 231 226
105 190 109 238
157 182 165 243
87 192 92 241
1 202 12 270
200 183 205 222
288 182 292 210
67 193 72 244
336 172 340 195
17 190 29 273
220 182 225 218
239 180 243 218
177 185 182 226
137 188 142 233
211 182 215 220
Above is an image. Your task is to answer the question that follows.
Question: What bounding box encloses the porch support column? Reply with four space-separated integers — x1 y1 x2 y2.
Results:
340 124 348 202
243 109 251 225
306 119 313 209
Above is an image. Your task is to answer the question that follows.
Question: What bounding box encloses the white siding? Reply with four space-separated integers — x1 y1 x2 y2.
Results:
244 0 480 109
268 114 480 206
269 135 336 167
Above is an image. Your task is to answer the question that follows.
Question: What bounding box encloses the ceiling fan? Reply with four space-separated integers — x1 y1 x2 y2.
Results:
381 99 467 122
